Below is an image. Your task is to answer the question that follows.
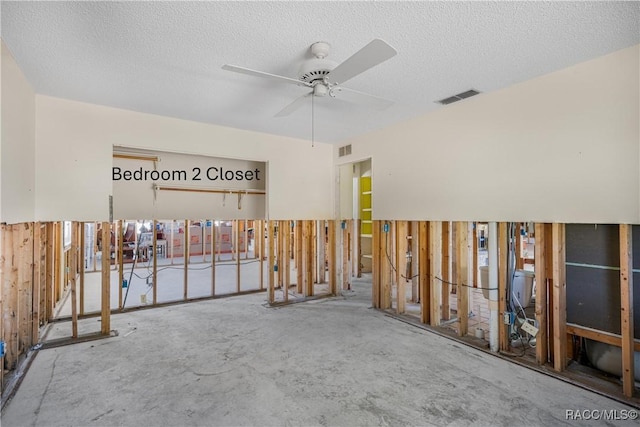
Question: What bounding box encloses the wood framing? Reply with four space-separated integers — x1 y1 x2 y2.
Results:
456 221 469 336
371 220 380 308
184 219 190 300
236 220 241 293
211 220 216 295
101 222 111 335
329 220 337 295
70 223 79 338
498 222 508 351
551 223 566 371
153 219 158 304
534 223 548 365
396 220 407 314
285 221 291 291
380 222 392 309
619 224 635 397
295 220 303 294
419 221 430 324
441 221 450 320
79 222 85 316
267 220 275 304
118 220 124 309
429 221 442 326
305 220 314 297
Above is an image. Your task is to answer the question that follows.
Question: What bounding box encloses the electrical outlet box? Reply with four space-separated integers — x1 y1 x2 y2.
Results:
383 223 390 233
274 264 278 272
0 341 5 357
503 312 514 325
521 320 539 337
122 279 128 288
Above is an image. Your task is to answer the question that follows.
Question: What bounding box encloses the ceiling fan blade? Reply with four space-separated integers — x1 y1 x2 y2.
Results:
333 87 394 111
275 92 313 117
326 39 397 86
222 64 312 87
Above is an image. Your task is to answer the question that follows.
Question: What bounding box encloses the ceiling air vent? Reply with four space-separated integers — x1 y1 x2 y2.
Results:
436 89 481 105
339 144 352 157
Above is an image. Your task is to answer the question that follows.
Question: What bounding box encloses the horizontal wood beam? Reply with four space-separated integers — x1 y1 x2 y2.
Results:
566 323 640 352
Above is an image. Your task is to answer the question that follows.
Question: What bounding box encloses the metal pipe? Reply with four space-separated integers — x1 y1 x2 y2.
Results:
489 222 499 352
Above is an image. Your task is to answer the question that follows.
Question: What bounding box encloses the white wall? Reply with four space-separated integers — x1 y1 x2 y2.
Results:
338 45 640 223
1 41 36 224
35 96 333 221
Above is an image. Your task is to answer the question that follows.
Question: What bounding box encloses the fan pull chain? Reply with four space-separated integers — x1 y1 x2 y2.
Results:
311 93 315 147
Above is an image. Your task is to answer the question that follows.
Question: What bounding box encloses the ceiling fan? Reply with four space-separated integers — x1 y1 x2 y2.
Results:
222 39 397 117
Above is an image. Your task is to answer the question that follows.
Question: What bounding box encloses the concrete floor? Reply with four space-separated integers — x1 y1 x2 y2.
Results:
2 276 635 427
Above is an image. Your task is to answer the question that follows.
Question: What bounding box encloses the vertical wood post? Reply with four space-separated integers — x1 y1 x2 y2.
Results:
211 220 216 295
380 222 392 309
498 222 509 351
257 220 263 291
441 222 450 320
295 220 303 293
236 220 241 293
117 220 123 309
153 220 158 304
285 221 291 292
396 221 407 314
328 220 337 295
305 220 314 297
268 220 275 304
101 222 111 335
371 220 380 308
534 223 548 364
32 223 42 341
429 221 442 326
456 221 470 336
552 223 566 371
79 222 85 315
619 224 635 397
184 220 189 300
70 223 78 338
419 221 430 324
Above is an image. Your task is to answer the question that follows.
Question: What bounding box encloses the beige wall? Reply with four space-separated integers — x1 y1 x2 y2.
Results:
35 96 334 221
1 41 36 224
338 45 640 223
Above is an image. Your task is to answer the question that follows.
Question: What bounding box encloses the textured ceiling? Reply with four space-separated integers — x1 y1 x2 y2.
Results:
2 1 639 144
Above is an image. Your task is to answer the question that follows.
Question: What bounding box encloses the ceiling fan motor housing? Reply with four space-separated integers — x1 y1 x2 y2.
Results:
298 58 337 84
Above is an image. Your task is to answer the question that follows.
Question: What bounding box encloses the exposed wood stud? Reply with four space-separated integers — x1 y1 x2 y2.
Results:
305 220 314 297
419 221 430 324
153 219 158 305
328 220 337 295
101 222 111 335
118 220 124 309
268 220 275 304
184 220 189 300
32 223 43 341
396 221 407 314
70 223 78 338
498 222 509 351
552 223 566 371
429 221 442 326
211 220 216 296
371 220 380 308
441 221 450 320
79 222 85 316
619 224 635 397
380 221 392 309
456 222 470 336
534 223 548 365
236 219 241 293
295 220 303 294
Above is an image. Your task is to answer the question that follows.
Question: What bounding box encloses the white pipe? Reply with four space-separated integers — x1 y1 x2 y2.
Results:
489 222 499 352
